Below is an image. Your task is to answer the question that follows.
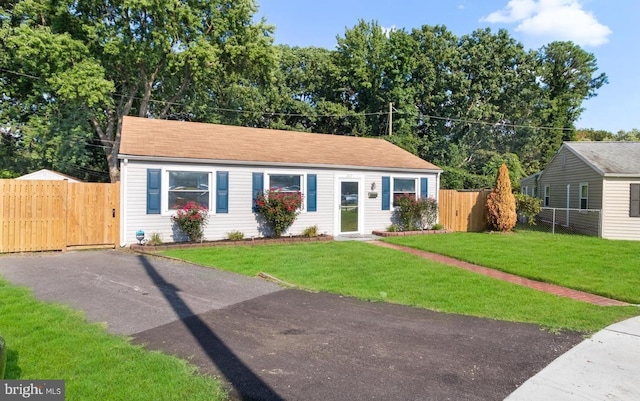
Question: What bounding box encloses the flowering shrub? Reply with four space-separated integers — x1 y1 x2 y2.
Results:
255 190 303 237
171 202 209 242
393 195 439 231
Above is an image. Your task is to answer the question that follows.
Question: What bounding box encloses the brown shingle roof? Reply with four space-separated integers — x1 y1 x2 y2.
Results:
119 116 441 171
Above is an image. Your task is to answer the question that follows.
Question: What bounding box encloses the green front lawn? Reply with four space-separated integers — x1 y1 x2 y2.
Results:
0 278 227 401
162 242 639 333
385 230 640 304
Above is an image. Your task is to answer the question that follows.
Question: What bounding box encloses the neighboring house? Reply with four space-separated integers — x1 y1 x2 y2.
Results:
520 142 640 240
519 171 543 197
118 116 442 245
16 169 83 183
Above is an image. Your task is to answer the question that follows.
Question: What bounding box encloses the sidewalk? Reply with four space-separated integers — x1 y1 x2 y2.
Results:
505 316 640 400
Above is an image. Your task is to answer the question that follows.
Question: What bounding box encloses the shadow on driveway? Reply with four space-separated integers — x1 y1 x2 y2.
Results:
133 278 584 401
137 255 283 401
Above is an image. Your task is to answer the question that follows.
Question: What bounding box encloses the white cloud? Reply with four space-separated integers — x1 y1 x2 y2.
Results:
381 25 397 37
481 0 612 47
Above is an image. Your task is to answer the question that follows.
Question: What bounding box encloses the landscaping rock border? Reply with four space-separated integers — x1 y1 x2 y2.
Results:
371 229 452 237
130 234 333 252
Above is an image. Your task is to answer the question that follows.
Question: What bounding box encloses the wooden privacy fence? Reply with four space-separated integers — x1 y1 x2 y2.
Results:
0 180 119 253
439 189 490 232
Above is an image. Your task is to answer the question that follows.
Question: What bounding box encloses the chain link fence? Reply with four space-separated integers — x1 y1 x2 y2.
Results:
526 208 602 237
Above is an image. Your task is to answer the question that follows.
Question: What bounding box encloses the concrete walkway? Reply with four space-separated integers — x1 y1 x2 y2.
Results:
506 316 640 401
371 241 630 306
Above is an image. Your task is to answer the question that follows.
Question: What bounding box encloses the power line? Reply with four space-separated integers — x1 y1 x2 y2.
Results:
0 67 41 80
1 65 577 132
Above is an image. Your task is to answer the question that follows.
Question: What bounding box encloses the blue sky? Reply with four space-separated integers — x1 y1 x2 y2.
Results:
257 0 639 133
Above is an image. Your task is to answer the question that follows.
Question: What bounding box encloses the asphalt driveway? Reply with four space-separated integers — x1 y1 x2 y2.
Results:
0 250 583 400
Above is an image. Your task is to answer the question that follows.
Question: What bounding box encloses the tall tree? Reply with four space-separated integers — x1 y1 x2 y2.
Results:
536 41 608 162
1 0 274 182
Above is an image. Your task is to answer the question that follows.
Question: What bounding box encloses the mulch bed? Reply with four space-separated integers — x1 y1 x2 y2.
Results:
130 235 333 252
371 229 452 237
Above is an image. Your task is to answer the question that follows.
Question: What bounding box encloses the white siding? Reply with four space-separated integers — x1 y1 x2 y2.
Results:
601 178 640 240
362 172 439 233
121 160 440 245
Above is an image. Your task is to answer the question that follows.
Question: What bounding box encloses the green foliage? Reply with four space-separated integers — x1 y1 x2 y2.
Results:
255 190 303 237
227 231 245 241
171 202 209 242
431 223 444 230
485 164 517 232
0 3 614 183
301 225 319 238
1 0 274 182
515 193 543 225
386 223 401 232
147 233 163 246
393 195 439 231
0 278 226 400
536 41 609 163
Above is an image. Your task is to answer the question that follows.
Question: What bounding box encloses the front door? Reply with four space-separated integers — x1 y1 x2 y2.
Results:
340 181 359 233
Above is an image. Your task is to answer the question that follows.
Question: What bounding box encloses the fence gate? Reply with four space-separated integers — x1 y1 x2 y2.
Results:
0 180 119 253
439 189 489 232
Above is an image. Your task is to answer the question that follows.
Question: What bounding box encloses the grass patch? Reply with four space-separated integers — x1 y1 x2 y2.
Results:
162 242 639 333
385 230 640 304
0 278 226 401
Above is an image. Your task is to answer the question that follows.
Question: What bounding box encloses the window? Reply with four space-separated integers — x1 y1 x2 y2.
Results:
269 174 302 193
393 178 416 206
544 185 550 207
168 171 210 209
631 184 640 217
522 186 528 195
579 183 588 209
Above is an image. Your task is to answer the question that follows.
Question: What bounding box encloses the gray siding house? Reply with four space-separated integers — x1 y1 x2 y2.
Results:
521 142 640 240
118 117 442 245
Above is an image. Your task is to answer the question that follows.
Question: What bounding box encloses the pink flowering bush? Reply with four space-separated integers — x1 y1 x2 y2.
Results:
171 202 209 242
255 190 303 237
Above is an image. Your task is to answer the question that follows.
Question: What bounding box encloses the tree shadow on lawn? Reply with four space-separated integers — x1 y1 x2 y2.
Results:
137 255 283 401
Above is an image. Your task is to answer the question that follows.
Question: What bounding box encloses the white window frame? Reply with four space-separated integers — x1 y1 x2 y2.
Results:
579 182 589 210
392 177 418 207
522 186 528 195
265 171 308 212
161 166 215 216
544 185 550 207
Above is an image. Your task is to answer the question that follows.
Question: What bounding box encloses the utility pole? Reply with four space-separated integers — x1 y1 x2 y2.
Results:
388 102 393 136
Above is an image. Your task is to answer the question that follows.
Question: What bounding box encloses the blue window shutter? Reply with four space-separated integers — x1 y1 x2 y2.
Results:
307 174 317 212
147 169 161 214
382 176 390 210
216 171 229 213
252 172 264 212
421 177 428 199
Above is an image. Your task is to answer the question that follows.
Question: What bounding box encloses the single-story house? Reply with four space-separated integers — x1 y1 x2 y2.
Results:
16 169 83 183
520 141 640 240
519 171 542 197
118 116 442 245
